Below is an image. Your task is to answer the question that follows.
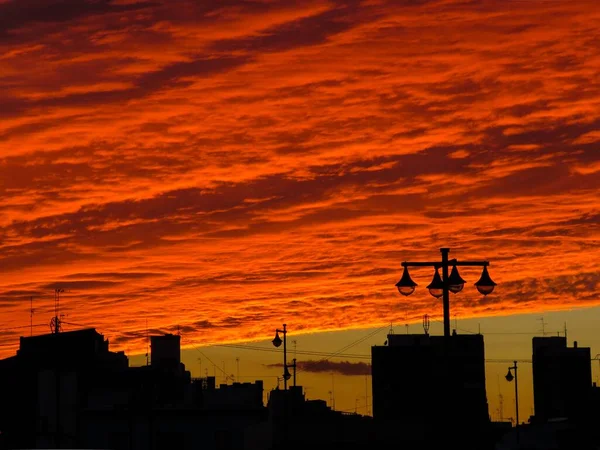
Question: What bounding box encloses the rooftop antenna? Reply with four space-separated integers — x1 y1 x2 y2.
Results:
538 316 547 336
564 322 568 342
30 296 34 336
389 322 394 335
365 370 370 416
331 373 336 410
236 357 240 382
145 318 149 366
497 374 504 421
423 314 430 336
50 288 64 334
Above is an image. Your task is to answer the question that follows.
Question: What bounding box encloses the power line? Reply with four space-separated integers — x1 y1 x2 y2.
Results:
216 343 369 359
294 326 387 376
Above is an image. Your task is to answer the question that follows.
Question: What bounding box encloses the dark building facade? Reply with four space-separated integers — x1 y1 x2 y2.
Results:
267 386 375 450
0 329 128 449
532 336 592 423
371 333 490 449
0 328 271 450
151 333 181 369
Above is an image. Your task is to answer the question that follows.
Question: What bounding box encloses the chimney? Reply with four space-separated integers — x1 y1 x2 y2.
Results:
573 341 578 348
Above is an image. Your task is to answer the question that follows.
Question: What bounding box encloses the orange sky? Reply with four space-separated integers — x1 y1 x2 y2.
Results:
0 0 599 375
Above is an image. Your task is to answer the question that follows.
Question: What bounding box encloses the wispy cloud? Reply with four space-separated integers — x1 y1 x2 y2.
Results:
0 0 599 356
267 360 371 376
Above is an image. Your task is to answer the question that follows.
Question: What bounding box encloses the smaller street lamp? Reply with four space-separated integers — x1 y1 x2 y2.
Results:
272 324 296 390
505 361 519 429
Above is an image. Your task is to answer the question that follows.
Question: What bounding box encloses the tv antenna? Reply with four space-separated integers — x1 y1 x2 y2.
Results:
423 314 430 335
30 296 34 336
145 318 150 366
538 316 547 336
497 374 504 421
50 288 64 334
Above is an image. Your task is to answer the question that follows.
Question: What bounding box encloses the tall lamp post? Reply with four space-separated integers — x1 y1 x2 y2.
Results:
505 361 519 428
395 247 496 337
272 324 296 390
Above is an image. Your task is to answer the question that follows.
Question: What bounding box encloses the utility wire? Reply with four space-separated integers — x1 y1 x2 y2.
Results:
294 325 387 376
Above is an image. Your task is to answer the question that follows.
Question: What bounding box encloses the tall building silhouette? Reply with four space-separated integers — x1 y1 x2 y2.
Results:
151 333 181 369
371 332 490 448
532 336 592 423
0 328 128 449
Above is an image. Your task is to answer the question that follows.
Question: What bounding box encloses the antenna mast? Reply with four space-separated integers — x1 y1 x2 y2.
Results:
497 374 504 421
423 314 430 335
50 288 64 334
145 318 149 366
30 296 34 336
365 371 370 416
538 316 547 336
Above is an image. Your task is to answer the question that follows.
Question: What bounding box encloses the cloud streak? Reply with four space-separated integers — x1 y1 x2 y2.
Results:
268 360 371 376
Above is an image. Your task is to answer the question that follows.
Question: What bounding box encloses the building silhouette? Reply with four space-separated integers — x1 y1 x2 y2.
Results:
151 333 181 370
0 328 268 450
2 324 600 449
267 385 375 449
531 336 592 423
496 336 599 450
371 332 492 449
0 328 128 449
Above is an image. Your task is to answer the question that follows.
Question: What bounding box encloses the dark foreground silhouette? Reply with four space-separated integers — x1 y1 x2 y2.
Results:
0 327 598 449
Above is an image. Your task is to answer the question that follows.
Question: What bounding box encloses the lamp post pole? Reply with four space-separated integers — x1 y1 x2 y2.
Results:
283 324 287 391
506 361 519 427
272 324 294 390
505 360 520 444
396 247 496 338
441 248 450 338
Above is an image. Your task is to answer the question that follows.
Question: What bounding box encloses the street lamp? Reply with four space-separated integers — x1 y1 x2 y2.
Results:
272 324 297 390
505 361 519 428
395 248 496 337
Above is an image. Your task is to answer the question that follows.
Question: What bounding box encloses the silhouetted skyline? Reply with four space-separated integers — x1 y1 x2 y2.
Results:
1 319 599 449
0 1 599 447
1 0 598 361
